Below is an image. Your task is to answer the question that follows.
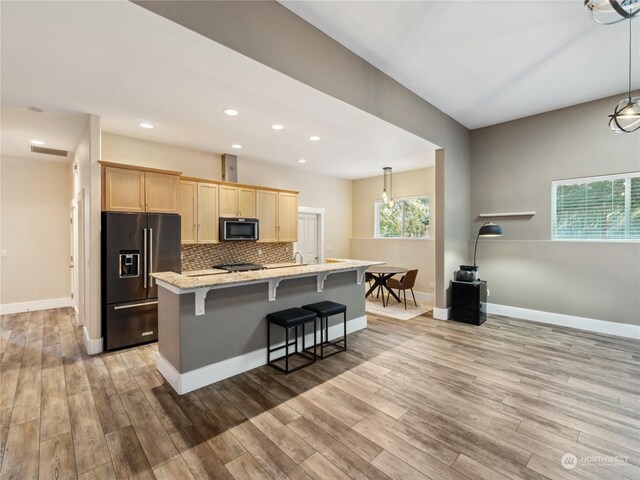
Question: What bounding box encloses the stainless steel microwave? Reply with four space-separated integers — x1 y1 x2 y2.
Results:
219 217 259 241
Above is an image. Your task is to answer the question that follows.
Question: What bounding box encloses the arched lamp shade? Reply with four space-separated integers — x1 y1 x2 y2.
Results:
473 222 503 267
584 0 640 24
478 223 504 237
609 96 640 133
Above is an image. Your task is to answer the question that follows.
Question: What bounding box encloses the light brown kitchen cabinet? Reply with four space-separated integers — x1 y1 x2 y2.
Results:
179 181 197 244
256 190 298 242
197 183 218 243
145 172 180 213
180 180 218 244
219 185 256 218
103 166 145 212
277 192 298 242
102 163 181 214
256 190 278 242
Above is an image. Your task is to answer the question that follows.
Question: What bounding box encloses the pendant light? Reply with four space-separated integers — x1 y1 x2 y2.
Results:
584 0 640 25
609 18 640 133
382 167 394 207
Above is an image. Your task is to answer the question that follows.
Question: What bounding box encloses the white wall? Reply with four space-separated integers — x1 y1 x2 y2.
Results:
102 132 220 178
0 155 71 311
351 167 436 295
72 115 102 349
101 133 353 259
238 159 352 258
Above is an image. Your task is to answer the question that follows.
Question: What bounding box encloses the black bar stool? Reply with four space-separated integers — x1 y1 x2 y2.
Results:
267 307 318 374
301 301 347 359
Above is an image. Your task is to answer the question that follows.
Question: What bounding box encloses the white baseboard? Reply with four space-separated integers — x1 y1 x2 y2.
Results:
488 303 640 340
83 326 104 355
413 291 434 304
0 297 71 315
433 307 450 320
158 315 367 395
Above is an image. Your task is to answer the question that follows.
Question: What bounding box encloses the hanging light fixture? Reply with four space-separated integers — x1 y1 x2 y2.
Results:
382 167 394 207
609 18 640 133
584 0 640 24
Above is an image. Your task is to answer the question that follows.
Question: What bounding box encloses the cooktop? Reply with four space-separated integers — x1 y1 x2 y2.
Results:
213 263 266 272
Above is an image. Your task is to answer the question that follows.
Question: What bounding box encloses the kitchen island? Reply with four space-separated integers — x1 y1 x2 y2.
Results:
152 259 382 394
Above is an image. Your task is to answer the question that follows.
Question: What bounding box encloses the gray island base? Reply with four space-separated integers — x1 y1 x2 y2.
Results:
153 260 381 394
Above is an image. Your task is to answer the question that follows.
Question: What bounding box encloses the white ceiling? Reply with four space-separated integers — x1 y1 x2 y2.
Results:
1 108 88 162
0 0 436 179
281 0 640 129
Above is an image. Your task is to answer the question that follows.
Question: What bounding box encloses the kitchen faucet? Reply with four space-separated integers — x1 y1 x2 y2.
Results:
293 251 303 265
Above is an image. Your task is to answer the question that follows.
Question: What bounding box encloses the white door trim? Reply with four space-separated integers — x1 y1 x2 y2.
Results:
296 206 325 263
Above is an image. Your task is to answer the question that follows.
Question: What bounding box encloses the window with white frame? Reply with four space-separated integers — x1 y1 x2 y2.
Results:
375 196 430 238
552 172 640 241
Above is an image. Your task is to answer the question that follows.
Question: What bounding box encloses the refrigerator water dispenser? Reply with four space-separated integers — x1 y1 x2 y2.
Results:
119 251 140 277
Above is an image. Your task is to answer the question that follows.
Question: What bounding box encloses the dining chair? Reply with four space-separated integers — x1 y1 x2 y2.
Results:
386 269 418 309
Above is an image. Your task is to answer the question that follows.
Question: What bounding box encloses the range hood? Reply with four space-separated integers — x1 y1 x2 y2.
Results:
221 154 237 182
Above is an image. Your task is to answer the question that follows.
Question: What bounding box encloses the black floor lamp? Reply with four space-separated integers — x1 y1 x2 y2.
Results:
473 222 503 268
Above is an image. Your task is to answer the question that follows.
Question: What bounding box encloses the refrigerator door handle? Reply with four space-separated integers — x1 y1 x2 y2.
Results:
149 228 154 287
143 228 148 288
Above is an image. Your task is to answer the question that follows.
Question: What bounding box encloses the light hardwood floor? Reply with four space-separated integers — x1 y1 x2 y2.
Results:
0 307 638 480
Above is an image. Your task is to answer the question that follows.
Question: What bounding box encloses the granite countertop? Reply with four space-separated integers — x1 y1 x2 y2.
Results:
152 258 383 291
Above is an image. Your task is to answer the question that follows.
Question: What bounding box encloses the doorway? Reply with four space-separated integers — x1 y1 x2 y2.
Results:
296 207 324 265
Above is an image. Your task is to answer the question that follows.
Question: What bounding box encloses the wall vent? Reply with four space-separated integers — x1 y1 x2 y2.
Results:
30 145 69 157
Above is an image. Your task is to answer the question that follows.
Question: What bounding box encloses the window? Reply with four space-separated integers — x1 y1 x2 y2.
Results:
375 196 430 238
552 172 640 241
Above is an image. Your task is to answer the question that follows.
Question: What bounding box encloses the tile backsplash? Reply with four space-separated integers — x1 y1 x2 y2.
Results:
181 243 293 271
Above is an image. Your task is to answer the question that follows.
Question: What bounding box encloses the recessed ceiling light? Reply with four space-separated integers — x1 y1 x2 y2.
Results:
139 122 155 129
30 140 45 146
272 124 284 130
224 109 239 116
309 136 320 141
298 159 307 164
25 106 45 113
232 144 242 149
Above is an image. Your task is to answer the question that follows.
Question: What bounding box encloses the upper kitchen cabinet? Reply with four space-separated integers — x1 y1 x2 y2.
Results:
101 162 181 214
256 189 298 242
256 190 278 242
277 192 298 242
144 172 180 213
180 179 218 244
219 184 256 218
103 166 145 212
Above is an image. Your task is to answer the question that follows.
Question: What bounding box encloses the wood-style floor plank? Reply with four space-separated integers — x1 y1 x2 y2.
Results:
105 426 155 480
225 452 273 480
1 307 639 480
299 452 351 480
0 418 40 480
38 432 77 480
170 425 231 480
77 462 117 480
119 388 179 468
67 391 110 475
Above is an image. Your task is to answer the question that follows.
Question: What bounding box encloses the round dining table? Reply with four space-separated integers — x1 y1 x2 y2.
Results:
365 265 408 307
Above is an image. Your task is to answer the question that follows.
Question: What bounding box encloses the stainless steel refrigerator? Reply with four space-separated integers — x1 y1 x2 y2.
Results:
101 212 181 350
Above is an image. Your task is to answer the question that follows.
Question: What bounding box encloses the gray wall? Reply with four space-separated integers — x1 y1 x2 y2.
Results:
134 0 471 311
470 93 640 326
